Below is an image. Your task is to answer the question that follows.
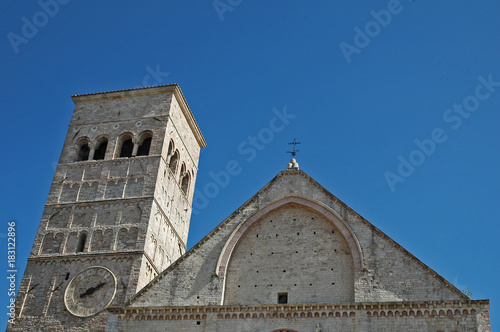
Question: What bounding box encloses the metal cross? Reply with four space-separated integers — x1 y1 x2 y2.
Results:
287 138 301 157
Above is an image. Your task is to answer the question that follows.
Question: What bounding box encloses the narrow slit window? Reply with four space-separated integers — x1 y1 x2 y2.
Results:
76 233 86 253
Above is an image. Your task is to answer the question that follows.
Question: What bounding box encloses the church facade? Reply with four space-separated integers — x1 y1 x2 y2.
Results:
9 85 490 331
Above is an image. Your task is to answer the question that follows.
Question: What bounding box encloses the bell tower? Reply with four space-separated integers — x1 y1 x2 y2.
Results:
9 85 206 331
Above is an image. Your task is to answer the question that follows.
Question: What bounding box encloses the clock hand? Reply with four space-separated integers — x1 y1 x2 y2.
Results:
79 282 106 298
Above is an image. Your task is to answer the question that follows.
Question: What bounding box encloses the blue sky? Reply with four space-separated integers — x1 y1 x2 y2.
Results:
1 0 499 328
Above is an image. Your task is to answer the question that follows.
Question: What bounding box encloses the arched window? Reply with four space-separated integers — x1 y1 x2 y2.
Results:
76 233 87 253
179 163 186 178
137 132 152 156
119 136 134 158
181 172 190 196
93 137 108 160
167 140 174 162
77 140 90 161
167 141 174 157
169 150 179 174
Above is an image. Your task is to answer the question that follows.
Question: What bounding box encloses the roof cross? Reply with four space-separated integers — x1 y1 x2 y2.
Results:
287 138 301 158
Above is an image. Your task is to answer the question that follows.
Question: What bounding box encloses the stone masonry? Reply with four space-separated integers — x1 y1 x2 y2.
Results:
8 85 490 332
8 85 206 331
109 169 491 331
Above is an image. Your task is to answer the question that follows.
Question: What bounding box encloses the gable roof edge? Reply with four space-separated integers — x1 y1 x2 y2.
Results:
299 171 469 300
127 169 469 306
125 172 284 306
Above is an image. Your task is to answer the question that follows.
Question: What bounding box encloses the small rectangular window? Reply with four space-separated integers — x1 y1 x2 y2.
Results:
278 292 288 304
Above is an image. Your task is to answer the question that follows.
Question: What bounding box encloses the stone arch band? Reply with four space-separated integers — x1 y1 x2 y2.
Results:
216 195 364 277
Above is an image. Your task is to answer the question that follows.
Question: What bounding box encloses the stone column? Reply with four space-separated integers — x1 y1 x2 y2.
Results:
88 142 96 160
132 138 140 157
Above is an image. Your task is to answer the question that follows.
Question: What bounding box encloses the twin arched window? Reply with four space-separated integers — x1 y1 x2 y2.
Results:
167 140 191 196
169 150 179 174
77 137 108 161
118 132 152 158
76 132 153 162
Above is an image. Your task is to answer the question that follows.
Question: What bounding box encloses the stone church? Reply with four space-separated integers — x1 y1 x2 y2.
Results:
9 85 490 331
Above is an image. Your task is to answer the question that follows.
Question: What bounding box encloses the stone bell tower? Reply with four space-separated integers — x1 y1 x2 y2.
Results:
9 84 206 331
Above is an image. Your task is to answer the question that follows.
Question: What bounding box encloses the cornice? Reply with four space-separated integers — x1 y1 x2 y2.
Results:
71 84 178 99
28 250 145 262
109 300 489 321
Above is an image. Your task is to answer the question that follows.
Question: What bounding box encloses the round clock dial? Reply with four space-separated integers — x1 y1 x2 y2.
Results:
64 266 117 317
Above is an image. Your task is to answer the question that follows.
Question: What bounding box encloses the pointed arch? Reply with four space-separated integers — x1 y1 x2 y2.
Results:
179 163 186 178
169 150 179 174
216 195 363 278
181 171 190 196
167 140 174 159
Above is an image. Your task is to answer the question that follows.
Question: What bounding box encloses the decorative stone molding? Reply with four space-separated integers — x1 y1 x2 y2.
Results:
216 195 364 277
109 300 489 322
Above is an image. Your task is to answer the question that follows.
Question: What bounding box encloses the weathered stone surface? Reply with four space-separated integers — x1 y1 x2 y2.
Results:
9 85 205 331
128 171 466 309
9 85 491 332
107 300 491 332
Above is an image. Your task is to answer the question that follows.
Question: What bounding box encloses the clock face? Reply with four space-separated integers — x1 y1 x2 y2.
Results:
64 266 117 317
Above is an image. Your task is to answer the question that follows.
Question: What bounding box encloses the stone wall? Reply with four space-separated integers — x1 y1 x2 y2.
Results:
107 300 491 332
10 254 142 332
9 85 206 332
224 205 354 305
129 170 465 310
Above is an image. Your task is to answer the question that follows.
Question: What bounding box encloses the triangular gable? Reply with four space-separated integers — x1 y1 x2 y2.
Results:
126 170 466 308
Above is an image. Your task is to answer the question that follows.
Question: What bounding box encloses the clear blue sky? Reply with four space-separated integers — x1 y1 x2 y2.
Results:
1 0 499 328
